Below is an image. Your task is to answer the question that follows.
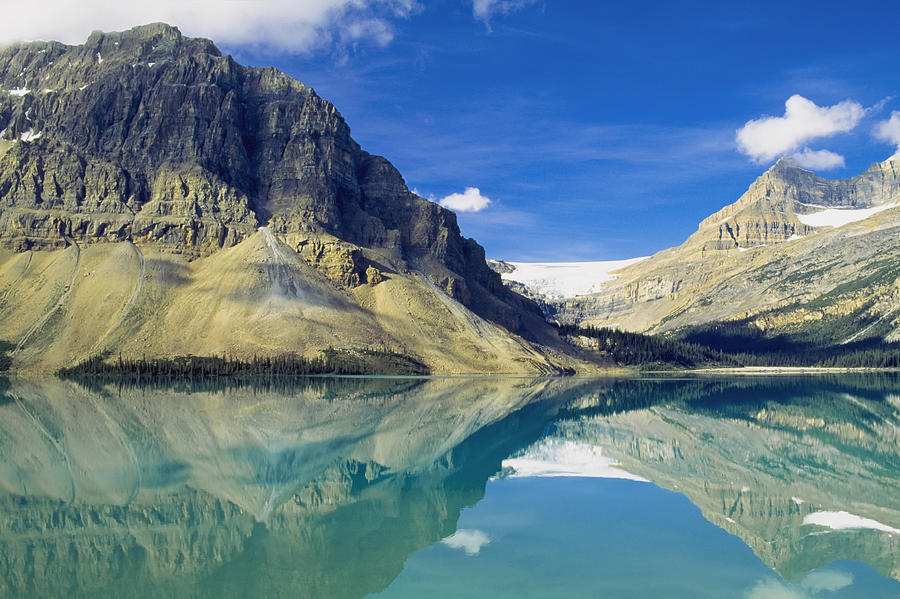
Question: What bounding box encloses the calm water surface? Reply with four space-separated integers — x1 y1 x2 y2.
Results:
1 375 900 597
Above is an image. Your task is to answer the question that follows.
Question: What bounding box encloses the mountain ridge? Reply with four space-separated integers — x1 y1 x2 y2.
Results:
530 157 900 351
0 24 585 374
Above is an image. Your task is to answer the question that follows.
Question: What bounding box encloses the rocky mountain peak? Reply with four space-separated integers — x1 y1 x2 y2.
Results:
685 155 900 253
0 25 566 371
769 155 802 172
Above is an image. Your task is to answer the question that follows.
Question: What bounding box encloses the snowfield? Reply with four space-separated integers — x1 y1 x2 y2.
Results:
803 511 900 535
796 203 897 228
501 439 648 481
499 257 648 299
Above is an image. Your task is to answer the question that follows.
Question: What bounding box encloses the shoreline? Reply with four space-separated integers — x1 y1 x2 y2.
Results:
651 366 900 375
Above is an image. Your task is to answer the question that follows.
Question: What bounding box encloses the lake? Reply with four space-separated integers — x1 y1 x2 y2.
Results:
1 374 900 597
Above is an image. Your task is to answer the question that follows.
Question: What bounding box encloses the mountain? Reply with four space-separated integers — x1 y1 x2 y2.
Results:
542 158 900 348
0 24 580 374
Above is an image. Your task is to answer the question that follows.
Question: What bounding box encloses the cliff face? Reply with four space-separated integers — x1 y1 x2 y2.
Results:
550 158 900 340
0 24 572 373
688 158 900 251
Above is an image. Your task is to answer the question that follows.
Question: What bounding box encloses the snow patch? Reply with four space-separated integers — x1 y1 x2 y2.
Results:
148 62 156 67
501 439 648 481
792 497 806 505
19 130 41 142
499 257 649 299
78 84 89 91
797 204 897 228
96 52 103 64
7 87 31 96
441 529 490 555
803 510 900 534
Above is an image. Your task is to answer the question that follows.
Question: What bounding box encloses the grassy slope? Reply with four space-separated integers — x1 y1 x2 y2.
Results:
0 232 581 375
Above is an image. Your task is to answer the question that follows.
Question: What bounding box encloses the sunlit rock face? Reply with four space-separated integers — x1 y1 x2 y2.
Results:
547 159 900 342
0 24 571 374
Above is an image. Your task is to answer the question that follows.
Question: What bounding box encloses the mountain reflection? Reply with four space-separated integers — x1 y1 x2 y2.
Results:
545 375 900 583
0 374 899 597
0 376 587 598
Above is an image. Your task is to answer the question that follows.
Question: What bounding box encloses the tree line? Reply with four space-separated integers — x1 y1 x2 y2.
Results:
58 347 430 383
557 324 736 368
560 321 900 369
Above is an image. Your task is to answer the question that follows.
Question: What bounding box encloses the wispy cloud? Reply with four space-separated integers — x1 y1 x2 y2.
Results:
441 529 490 555
875 111 900 159
792 148 845 170
735 95 865 165
745 569 853 599
0 0 419 54
472 0 536 24
439 187 493 212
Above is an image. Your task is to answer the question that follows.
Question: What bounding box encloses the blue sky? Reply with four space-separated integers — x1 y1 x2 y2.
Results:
8 0 900 260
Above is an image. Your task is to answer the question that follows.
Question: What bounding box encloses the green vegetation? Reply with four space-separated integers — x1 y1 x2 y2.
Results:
674 319 900 367
64 371 428 397
559 318 900 370
557 324 736 369
0 341 11 405
0 340 12 372
58 348 430 384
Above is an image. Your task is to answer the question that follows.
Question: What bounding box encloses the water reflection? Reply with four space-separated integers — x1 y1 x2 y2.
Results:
0 376 587 598
545 376 900 583
0 375 898 597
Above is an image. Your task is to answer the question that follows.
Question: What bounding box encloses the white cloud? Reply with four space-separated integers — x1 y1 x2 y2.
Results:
745 580 805 599
875 111 900 160
745 569 854 599
472 0 535 22
791 148 845 170
800 570 853 593
340 18 395 47
439 187 492 212
0 0 418 54
736 95 865 164
441 529 490 555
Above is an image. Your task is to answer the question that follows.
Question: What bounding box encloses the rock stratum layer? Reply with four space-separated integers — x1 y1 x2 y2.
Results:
551 158 900 343
0 24 577 373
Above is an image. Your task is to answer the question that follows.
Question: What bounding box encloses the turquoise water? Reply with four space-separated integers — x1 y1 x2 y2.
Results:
377 478 899 598
1 375 900 597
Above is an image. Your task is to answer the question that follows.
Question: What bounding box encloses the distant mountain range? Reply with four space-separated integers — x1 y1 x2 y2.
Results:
497 157 900 359
0 24 583 374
